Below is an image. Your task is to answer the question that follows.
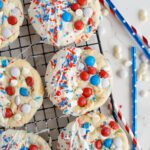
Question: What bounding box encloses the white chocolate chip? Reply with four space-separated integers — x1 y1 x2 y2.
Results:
77 62 85 70
113 137 123 147
75 9 83 17
21 104 31 114
22 67 30 76
11 67 20 78
139 90 148 98
117 69 128 78
10 79 18 86
15 96 21 105
139 9 148 21
83 7 93 18
122 59 132 67
102 79 110 88
14 114 22 121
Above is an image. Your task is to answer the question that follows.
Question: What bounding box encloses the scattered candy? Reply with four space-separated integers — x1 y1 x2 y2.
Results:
78 96 87 107
75 9 83 17
109 121 119 130
95 139 103 149
71 3 81 11
8 16 18 25
29 144 38 150
99 70 109 78
90 75 100 86
83 7 93 18
4 108 13 118
77 0 87 6
85 56 96 66
82 87 92 97
113 137 122 148
5 86 15 96
103 138 113 148
21 104 31 114
62 11 73 22
101 126 111 137
87 66 97 74
20 87 29 97
117 69 128 79
26 76 34 87
11 67 20 78
80 71 89 81
138 9 148 21
74 20 84 30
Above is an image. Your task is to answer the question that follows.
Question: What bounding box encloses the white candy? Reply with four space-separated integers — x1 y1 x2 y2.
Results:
117 69 128 78
21 104 31 114
75 9 83 17
10 79 18 86
113 137 123 147
11 67 20 77
102 79 110 88
122 59 132 67
139 9 148 21
83 7 93 18
139 90 148 98
15 96 21 105
2 28 12 39
77 62 84 70
22 67 30 76
14 114 22 121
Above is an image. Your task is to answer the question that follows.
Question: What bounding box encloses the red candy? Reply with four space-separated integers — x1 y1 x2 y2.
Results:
78 96 87 107
71 3 81 11
26 76 34 87
82 87 92 97
5 108 13 118
88 18 94 26
95 139 102 149
101 126 111 137
29 144 38 150
5 86 15 96
109 121 119 130
8 16 18 25
80 71 89 81
56 91 61 96
74 20 84 30
87 66 97 74
77 0 87 6
84 46 92 50
99 70 109 78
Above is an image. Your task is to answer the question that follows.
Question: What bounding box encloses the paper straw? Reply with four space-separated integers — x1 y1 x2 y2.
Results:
131 46 137 150
113 103 141 150
99 0 150 59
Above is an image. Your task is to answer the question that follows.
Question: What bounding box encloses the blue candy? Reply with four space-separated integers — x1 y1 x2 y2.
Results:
0 1 3 9
85 56 96 66
2 59 9 67
90 75 100 86
20 146 29 150
103 138 113 148
82 122 90 129
62 11 73 22
20 87 29 97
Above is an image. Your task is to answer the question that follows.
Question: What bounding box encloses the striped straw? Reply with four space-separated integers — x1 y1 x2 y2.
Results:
113 103 141 150
131 46 137 150
99 0 150 59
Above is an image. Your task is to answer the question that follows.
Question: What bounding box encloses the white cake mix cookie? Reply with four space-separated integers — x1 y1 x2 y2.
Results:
0 57 44 127
58 112 129 150
45 47 112 116
28 0 101 46
0 0 24 49
0 129 51 150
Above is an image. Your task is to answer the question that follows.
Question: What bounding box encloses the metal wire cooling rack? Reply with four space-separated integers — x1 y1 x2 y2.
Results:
0 0 116 149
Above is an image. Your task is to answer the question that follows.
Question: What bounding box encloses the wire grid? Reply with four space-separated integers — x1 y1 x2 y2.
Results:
0 0 116 149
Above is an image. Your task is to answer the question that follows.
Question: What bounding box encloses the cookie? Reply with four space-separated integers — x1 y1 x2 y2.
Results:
0 57 44 127
0 0 24 49
45 47 112 116
58 112 129 150
28 0 101 46
0 129 51 150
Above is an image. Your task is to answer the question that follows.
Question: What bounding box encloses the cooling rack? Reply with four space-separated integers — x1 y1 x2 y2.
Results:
0 0 116 149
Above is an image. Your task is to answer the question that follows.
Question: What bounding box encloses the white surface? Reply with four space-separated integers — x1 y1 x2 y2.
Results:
100 0 150 149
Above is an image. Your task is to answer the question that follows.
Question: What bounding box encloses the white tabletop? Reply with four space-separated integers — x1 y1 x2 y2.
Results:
100 0 150 149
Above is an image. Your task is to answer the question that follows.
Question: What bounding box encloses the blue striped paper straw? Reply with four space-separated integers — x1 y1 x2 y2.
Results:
131 46 137 150
103 0 150 59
